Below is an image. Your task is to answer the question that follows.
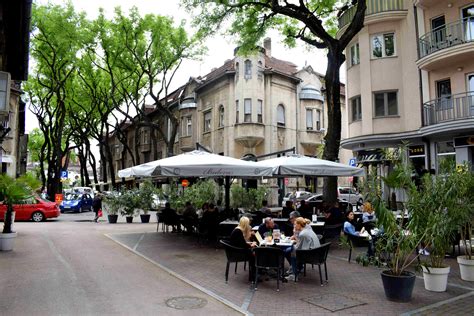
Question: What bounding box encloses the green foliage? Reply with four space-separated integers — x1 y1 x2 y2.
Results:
0 174 41 233
103 193 121 215
118 190 141 216
230 184 268 211
162 179 219 211
137 180 156 214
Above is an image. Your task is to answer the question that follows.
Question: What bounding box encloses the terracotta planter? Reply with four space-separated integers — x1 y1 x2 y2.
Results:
422 266 450 292
457 256 474 281
381 270 416 302
0 232 18 251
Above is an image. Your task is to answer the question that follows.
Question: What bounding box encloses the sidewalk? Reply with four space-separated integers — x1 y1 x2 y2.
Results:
108 227 474 315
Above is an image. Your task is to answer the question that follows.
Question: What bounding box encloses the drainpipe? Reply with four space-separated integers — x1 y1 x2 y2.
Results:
414 5 425 127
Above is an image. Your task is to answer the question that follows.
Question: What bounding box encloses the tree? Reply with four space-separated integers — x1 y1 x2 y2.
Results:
25 3 93 199
183 0 367 201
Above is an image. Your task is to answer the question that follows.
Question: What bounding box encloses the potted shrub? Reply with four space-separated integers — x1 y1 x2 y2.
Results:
120 190 138 223
364 155 426 302
407 171 465 292
103 193 121 224
451 165 474 281
0 174 41 251
137 180 155 223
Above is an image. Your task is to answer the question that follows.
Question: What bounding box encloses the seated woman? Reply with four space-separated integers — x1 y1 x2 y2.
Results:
362 201 377 231
286 217 320 280
229 216 257 279
344 210 375 257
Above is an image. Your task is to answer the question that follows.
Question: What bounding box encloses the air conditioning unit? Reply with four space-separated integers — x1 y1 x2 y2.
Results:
0 71 11 118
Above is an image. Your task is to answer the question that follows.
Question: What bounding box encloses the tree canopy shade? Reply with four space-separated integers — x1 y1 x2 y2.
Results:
182 0 367 201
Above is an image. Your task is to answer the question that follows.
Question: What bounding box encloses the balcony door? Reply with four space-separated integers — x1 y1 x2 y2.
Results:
431 15 446 47
436 79 452 121
468 73 474 115
462 4 474 41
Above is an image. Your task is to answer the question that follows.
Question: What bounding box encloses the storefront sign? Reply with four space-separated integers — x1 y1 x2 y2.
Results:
408 145 425 157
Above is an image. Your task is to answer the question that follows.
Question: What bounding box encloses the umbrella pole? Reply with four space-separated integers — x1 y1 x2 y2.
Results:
225 176 230 211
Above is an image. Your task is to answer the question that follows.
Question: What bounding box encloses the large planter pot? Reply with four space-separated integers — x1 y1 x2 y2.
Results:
381 270 416 302
126 216 134 223
0 232 18 251
107 214 118 224
140 214 151 223
457 256 474 281
422 266 450 292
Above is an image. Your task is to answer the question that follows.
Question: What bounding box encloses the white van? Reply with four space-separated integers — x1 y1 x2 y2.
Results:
72 187 95 198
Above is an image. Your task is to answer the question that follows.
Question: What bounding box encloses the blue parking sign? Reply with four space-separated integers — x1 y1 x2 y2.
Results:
349 158 357 167
61 170 68 178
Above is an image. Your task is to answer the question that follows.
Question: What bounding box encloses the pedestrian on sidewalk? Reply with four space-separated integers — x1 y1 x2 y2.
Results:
92 193 103 223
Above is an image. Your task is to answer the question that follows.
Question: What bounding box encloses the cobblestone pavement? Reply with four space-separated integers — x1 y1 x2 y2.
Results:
108 225 474 316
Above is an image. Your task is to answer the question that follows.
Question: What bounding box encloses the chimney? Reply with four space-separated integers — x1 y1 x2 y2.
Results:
264 37 271 57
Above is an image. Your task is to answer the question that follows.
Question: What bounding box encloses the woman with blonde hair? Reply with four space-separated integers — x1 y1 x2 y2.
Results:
229 216 256 280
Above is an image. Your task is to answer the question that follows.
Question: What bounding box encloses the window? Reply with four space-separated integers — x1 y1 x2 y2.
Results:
371 33 395 58
244 59 252 79
244 99 252 122
235 62 239 80
257 99 263 123
316 109 321 130
182 116 192 136
436 79 452 110
350 43 360 66
218 105 224 127
306 109 313 130
277 104 285 126
203 111 211 133
351 96 362 121
436 141 455 174
374 91 398 117
235 100 239 123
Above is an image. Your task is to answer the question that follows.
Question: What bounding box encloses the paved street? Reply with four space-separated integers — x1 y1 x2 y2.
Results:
2 212 474 315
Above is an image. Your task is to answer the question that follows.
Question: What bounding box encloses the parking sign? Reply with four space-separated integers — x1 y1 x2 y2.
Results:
60 170 68 178
349 158 357 167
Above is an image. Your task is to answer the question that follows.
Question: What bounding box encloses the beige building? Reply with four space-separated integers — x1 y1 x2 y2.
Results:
104 38 347 199
339 0 474 176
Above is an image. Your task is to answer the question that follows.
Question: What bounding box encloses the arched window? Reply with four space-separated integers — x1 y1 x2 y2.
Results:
218 105 224 127
277 104 285 126
244 59 252 78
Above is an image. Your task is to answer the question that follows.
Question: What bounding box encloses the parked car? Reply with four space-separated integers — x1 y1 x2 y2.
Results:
72 187 95 198
282 191 313 203
60 193 93 213
338 187 363 205
0 196 60 222
300 194 352 213
152 194 168 210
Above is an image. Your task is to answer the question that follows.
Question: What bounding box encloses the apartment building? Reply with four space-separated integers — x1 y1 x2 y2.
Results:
0 1 31 177
104 38 346 195
339 0 474 175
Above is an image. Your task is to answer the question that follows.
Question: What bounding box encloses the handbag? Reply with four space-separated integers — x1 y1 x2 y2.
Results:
98 209 103 217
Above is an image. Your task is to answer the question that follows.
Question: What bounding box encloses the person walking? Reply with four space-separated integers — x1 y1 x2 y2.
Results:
92 193 102 223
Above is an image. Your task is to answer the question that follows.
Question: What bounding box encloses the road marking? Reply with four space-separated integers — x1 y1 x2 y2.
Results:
133 233 145 251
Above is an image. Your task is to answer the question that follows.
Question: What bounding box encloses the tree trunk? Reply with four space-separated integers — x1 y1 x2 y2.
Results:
322 48 345 203
2 203 14 234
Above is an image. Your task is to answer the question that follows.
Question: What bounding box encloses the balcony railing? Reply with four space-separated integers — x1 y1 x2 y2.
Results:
338 0 406 29
419 17 474 58
423 91 474 126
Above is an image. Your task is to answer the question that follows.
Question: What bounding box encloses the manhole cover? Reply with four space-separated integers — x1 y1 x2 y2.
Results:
302 293 365 312
165 296 207 310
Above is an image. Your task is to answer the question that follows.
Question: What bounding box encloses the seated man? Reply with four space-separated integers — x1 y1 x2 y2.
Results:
182 201 198 233
258 217 280 237
282 200 295 218
297 200 312 218
161 202 180 232
325 201 344 225
259 200 272 216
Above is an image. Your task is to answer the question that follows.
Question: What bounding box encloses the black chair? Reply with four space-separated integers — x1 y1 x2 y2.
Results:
296 242 331 285
156 212 165 232
254 247 284 291
219 240 251 283
322 222 343 240
345 232 370 263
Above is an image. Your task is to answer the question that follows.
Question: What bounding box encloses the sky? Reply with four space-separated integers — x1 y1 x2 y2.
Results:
27 0 341 134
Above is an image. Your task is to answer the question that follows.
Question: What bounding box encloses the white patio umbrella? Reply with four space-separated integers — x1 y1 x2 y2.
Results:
255 154 365 177
117 150 273 178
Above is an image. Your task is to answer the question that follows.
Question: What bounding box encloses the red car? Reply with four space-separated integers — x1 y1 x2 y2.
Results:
0 196 60 222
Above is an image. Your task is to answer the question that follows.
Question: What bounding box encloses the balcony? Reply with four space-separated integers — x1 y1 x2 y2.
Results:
423 91 474 127
418 18 474 69
299 129 324 148
338 0 407 32
234 123 265 148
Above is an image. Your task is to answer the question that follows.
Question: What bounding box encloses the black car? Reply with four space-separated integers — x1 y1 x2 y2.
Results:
299 194 352 215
